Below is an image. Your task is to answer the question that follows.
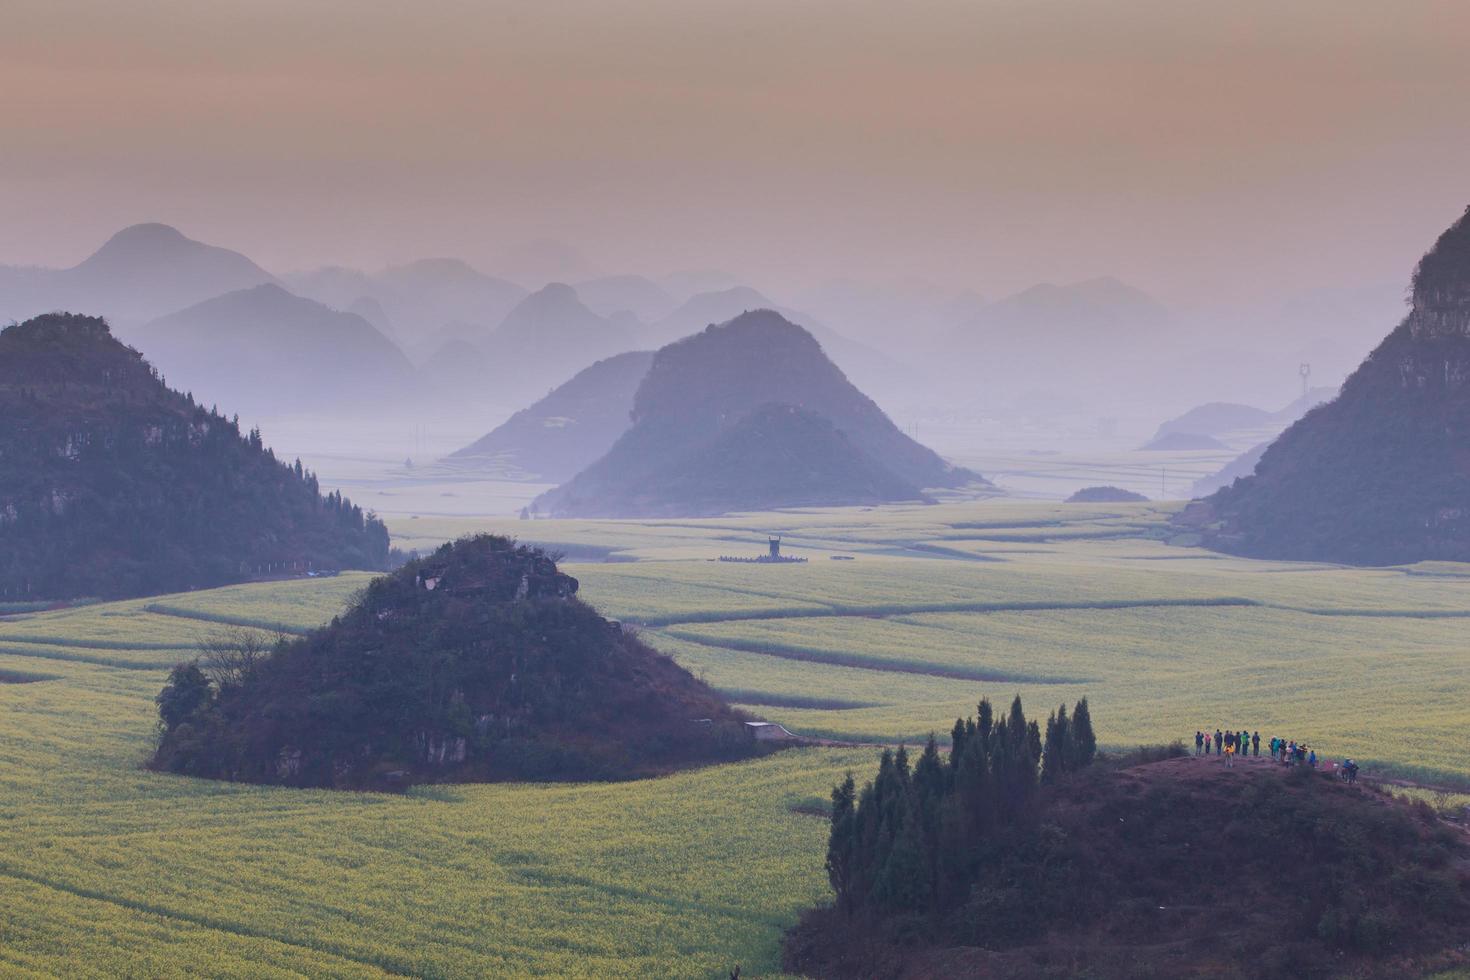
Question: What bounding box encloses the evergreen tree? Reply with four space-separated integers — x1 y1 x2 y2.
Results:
873 794 931 912
156 663 212 731
1071 697 1097 768
1006 695 1026 744
950 717 968 764
826 773 858 915
1041 703 1070 784
826 695 1100 923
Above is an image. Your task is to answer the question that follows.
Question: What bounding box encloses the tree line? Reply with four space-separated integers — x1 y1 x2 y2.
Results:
824 696 1095 941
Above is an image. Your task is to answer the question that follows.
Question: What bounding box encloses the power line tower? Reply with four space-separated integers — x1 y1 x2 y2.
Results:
1299 362 1311 399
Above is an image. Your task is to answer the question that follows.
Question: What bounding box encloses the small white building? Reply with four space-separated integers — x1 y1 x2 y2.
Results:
744 721 798 742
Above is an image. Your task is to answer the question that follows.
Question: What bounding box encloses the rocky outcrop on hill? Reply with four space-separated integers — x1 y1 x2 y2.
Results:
1183 206 1470 563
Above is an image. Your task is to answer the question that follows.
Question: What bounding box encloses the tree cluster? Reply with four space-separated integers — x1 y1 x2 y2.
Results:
825 696 1095 943
152 536 760 790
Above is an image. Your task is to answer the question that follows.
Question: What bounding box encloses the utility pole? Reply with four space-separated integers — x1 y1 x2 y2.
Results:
1299 362 1311 399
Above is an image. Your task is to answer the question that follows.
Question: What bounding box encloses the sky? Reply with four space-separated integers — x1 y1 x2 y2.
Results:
3 0 1469 306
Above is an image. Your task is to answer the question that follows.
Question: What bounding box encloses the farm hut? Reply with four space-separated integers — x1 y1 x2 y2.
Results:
744 721 797 742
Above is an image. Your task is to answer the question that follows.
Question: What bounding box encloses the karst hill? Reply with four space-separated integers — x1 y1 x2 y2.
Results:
449 350 655 483
1183 205 1470 564
533 310 984 517
0 313 390 600
788 750 1470 980
151 535 761 788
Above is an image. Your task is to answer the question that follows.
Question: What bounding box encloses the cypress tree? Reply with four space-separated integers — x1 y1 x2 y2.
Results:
1071 698 1097 769
1041 703 1070 784
873 794 930 912
826 773 858 915
950 716 968 764
915 734 945 801
1006 695 1026 744
832 694 1098 920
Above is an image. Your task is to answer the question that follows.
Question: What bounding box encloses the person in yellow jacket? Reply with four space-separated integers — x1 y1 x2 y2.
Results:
1224 742 1235 768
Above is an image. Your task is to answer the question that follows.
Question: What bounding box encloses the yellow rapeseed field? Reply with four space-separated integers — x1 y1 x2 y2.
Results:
1 500 1467 975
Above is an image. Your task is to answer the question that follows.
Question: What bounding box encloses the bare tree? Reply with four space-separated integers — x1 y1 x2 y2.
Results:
196 627 285 690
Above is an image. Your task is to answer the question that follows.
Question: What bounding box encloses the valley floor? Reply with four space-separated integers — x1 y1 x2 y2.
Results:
1 500 1468 976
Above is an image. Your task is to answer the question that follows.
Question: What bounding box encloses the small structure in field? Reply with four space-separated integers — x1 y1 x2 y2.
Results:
718 535 808 564
744 721 798 742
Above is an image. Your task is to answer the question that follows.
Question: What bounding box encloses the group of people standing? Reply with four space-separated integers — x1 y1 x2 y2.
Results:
1269 737 1314 768
1194 728 1259 766
1190 729 1359 783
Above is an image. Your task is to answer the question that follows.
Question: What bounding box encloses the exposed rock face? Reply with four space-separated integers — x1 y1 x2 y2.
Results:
1183 206 1470 564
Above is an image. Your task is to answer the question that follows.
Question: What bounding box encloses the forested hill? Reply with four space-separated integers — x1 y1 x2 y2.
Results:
1184 205 1470 564
150 535 760 789
0 313 391 600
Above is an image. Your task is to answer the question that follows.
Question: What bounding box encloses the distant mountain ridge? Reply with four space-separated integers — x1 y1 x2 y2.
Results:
0 313 391 599
284 258 527 348
573 275 678 321
1140 432 1228 451
959 277 1170 347
0 223 276 328
135 284 418 419
533 310 983 517
1183 205 1470 563
1151 402 1273 442
480 283 640 403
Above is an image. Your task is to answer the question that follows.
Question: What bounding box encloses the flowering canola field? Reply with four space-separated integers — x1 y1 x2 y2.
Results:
2 501 1468 976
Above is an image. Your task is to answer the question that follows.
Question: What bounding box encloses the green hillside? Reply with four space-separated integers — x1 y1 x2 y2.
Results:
1191 206 1470 564
0 313 391 600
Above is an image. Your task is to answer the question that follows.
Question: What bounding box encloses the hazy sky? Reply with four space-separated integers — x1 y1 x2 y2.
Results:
4 0 1469 305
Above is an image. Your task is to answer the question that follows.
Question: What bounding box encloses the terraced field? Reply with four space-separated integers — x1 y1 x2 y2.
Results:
0 591 867 977
2 500 1468 976
408 502 1470 784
